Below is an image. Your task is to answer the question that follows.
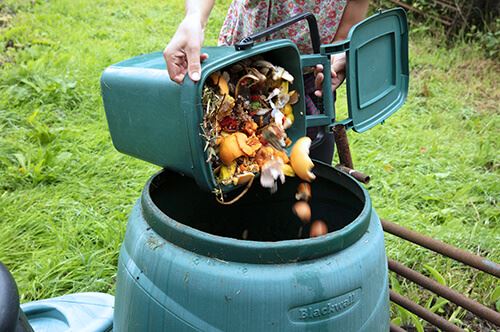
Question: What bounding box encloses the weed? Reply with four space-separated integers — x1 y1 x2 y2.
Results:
1 71 82 111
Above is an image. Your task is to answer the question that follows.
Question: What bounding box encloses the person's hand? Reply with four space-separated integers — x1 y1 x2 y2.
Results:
163 14 208 83
314 53 346 97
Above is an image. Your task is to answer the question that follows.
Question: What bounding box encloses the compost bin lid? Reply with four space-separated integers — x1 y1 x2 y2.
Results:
322 8 409 132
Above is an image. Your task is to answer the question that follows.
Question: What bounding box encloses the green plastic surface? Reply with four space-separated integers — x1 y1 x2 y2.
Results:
101 40 308 192
114 164 389 331
21 292 114 332
100 9 409 192
322 8 409 132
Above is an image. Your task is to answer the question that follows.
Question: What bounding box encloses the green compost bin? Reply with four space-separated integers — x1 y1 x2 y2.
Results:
105 8 409 331
114 163 390 331
100 8 408 193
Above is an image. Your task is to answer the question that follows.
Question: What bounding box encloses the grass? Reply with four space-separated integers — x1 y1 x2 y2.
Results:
0 0 498 330
336 20 500 330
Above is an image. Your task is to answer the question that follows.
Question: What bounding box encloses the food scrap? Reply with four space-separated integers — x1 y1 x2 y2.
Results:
310 220 328 238
294 182 329 238
202 58 324 236
292 201 311 224
201 57 301 193
290 137 316 182
295 182 312 202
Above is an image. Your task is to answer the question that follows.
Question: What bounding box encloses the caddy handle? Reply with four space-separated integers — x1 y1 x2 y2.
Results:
320 39 350 55
301 54 335 128
235 12 321 54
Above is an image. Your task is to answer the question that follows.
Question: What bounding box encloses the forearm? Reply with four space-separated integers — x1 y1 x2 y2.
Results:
334 0 370 41
185 0 215 28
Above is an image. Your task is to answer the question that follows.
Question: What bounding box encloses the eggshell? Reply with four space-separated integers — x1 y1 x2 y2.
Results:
290 137 316 182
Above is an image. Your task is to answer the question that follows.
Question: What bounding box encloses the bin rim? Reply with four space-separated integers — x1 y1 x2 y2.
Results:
141 162 372 264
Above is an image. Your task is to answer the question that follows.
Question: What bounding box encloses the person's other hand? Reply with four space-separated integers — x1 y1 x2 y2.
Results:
163 14 209 83
314 53 346 97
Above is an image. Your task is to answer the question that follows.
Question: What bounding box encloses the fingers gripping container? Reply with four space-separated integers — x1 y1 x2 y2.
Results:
101 8 408 193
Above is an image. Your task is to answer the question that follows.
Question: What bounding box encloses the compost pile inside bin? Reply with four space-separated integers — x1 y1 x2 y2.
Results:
202 57 304 193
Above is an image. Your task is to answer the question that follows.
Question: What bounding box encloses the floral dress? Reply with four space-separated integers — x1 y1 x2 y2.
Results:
218 0 347 54
218 0 346 163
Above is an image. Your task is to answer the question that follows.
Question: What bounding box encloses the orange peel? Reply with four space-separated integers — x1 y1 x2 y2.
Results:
246 134 262 153
254 146 275 168
290 137 316 182
219 134 244 165
235 132 256 157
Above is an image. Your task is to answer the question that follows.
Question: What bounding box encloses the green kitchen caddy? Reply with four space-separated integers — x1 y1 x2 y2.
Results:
101 8 408 193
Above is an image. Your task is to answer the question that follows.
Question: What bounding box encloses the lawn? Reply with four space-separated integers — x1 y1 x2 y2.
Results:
0 0 498 330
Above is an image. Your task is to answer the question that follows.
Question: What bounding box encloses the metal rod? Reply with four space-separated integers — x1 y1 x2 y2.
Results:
333 125 353 169
390 290 464 332
390 323 407 332
382 219 500 278
335 164 370 184
389 259 500 326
